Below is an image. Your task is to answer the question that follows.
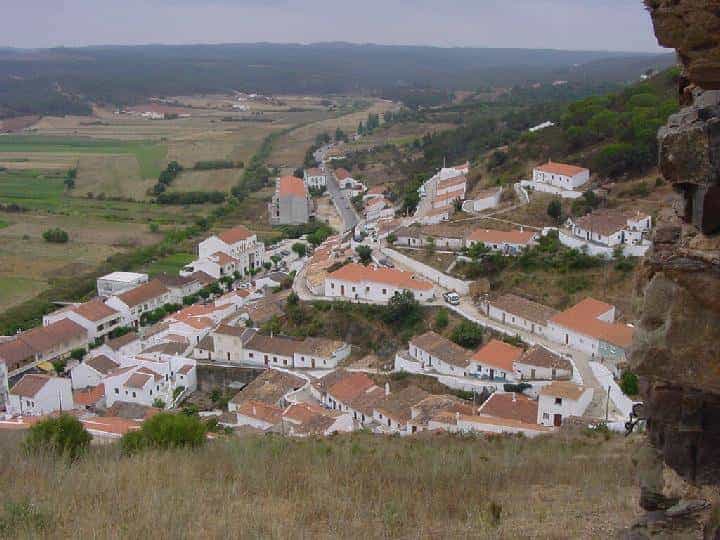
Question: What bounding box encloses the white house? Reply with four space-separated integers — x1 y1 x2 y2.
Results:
469 340 523 383
97 272 148 298
197 324 255 364
514 345 573 381
537 381 593 427
155 274 206 305
373 386 430 434
234 399 283 431
105 279 170 327
564 209 652 254
242 333 349 369
486 293 559 337
466 228 537 255
392 224 467 251
546 298 634 369
532 160 589 190
7 374 74 416
70 354 120 389
407 331 473 377
281 402 355 437
312 370 386 426
407 394 475 434
43 299 122 343
304 167 328 189
463 187 502 213
189 225 265 277
324 263 435 303
90 332 141 363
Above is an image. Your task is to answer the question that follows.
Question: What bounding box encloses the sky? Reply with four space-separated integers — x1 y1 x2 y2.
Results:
3 0 664 53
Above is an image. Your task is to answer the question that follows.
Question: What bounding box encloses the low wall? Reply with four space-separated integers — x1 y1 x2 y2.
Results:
196 364 265 393
381 247 471 295
590 361 635 419
520 180 583 199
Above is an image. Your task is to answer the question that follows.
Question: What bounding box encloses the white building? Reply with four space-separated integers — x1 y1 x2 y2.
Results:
407 331 473 377
469 339 522 383
463 187 502 213
242 333 350 369
514 345 573 381
537 381 593 427
304 168 328 189
564 209 652 252
373 386 430 434
70 354 120 389
364 198 394 222
105 279 171 327
7 374 74 416
234 399 283 431
466 228 537 255
43 299 122 343
486 293 559 337
97 272 148 298
324 263 435 303
532 160 589 190
191 224 265 277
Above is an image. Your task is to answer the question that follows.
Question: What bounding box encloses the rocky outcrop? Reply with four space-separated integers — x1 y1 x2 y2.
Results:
626 2 720 538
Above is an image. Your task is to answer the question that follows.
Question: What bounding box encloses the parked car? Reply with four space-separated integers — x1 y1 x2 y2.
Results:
443 292 461 305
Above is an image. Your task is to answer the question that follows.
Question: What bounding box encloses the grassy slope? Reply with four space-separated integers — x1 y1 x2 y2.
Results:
0 430 639 538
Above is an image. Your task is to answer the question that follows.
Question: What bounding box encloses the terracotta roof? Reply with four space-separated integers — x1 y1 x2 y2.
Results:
327 263 433 291
10 374 53 397
125 373 152 389
81 416 141 436
236 399 283 425
178 364 194 375
21 319 87 353
188 271 215 286
375 386 430 423
244 334 304 358
437 174 467 190
106 332 139 351
467 228 536 245
141 342 187 356
471 339 523 372
210 251 238 266
550 298 633 349
278 175 307 198
490 294 558 325
217 225 254 244
411 331 473 368
73 384 105 407
327 372 376 404
0 339 36 367
477 392 538 425
73 300 118 322
231 370 305 406
84 355 120 375
296 337 346 357
136 367 164 381
454 413 552 432
282 403 340 435
535 160 588 177
540 381 588 401
214 324 252 338
116 279 168 308
347 385 386 416
334 168 351 181
517 345 572 372
573 209 632 236
154 273 200 288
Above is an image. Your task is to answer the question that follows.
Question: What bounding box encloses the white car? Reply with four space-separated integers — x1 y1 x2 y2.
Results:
443 292 461 305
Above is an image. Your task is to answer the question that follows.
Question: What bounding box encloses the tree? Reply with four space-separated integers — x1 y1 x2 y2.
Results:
547 199 563 224
152 398 166 409
292 242 307 258
355 245 372 265
620 371 639 396
23 414 91 461
465 241 490 261
42 228 69 243
383 291 422 328
287 291 299 306
434 308 449 331
386 233 397 244
451 320 484 348
120 412 206 455
425 236 436 256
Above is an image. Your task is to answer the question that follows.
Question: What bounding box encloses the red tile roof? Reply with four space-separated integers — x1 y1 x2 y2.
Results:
550 298 633 349
327 263 433 291
334 168 351 181
535 160 588 177
117 279 168 308
467 228 536 245
278 176 307 198
540 381 588 401
73 300 118 322
471 339 523 372
236 399 283 425
10 374 53 397
210 251 239 266
21 319 87 353
478 392 537 424
217 225 254 244
73 384 106 406
327 372 376 404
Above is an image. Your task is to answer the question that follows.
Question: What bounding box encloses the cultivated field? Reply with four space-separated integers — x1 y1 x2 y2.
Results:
0 430 641 538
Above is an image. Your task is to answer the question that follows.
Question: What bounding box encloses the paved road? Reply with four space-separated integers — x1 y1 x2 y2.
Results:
325 173 360 232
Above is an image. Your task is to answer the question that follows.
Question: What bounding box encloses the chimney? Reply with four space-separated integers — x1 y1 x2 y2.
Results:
512 393 517 402
252 404 257 416
384 382 390 396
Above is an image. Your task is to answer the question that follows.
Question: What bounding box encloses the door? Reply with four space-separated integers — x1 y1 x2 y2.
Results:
340 285 345 296
489 369 495 380
311 358 316 368
553 414 562 427
565 334 569 345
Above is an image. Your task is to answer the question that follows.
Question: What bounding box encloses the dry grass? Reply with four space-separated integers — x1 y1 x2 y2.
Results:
0 430 640 539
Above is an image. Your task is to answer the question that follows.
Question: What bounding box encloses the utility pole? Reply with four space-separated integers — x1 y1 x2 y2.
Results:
605 385 611 422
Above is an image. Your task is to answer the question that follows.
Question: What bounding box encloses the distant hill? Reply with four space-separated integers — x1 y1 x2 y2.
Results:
0 42 674 118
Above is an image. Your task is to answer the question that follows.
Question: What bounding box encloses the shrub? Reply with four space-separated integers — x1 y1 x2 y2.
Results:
355 245 372 265
42 228 69 243
503 382 531 393
434 308 449 330
70 348 86 361
119 413 206 455
23 414 91 461
292 242 307 258
620 372 639 396
451 320 484 348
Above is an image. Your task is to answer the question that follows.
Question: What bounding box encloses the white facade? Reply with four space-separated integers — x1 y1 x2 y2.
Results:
304 169 327 189
97 272 148 298
532 164 589 190
8 376 74 416
194 229 265 277
462 188 502 213
0 362 8 410
42 305 122 343
486 304 550 337
105 290 170 327
324 275 434 304
537 386 593 427
70 361 111 390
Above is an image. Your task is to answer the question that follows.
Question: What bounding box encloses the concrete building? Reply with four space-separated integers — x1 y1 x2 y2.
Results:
466 228 537 255
105 280 170 327
97 272 148 298
304 167 328 189
325 263 435 303
42 299 122 343
269 176 313 225
189 225 265 277
514 345 573 381
537 381 593 427
562 209 652 256
469 339 522 383
7 374 74 416
71 354 120 389
532 160 589 190
486 294 559 337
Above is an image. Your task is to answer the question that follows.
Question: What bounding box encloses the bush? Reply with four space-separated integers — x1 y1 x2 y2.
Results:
152 398 166 409
119 413 206 455
503 382 531 393
69 348 86 361
451 320 484 349
355 245 372 265
292 242 307 258
23 415 91 461
42 228 69 243
620 372 639 396
434 308 449 330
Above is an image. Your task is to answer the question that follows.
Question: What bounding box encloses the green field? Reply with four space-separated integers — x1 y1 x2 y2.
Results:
0 218 9 229
0 135 167 179
145 252 195 276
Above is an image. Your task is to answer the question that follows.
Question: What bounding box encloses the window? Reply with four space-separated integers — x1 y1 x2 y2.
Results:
365 286 370 293
382 288 387 295
555 397 562 405
150 390 153 396
132 392 136 398
249 352 254 358
114 388 119 394
543 413 549 420
331 283 335 289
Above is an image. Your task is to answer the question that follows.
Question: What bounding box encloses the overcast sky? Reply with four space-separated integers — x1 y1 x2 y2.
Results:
3 0 663 52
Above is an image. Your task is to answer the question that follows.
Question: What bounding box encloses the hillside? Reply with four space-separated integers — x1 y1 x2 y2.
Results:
0 430 639 538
